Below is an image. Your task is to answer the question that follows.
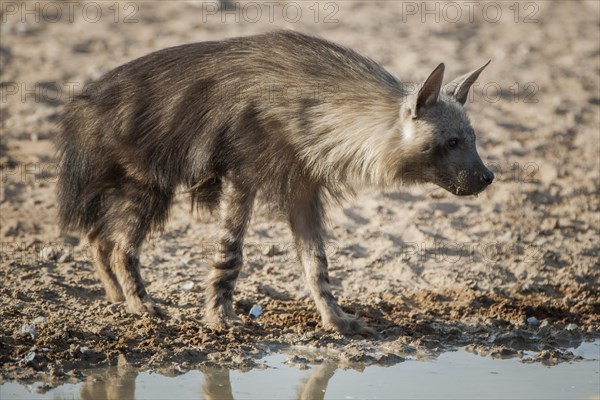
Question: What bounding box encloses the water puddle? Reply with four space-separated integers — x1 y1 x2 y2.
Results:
2 340 598 399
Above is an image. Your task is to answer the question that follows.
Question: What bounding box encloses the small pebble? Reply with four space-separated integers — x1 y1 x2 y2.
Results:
20 324 36 339
526 316 539 326
24 351 36 362
249 304 263 320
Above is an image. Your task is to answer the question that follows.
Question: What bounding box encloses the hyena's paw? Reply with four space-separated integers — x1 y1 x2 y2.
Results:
126 297 164 318
203 308 243 331
323 314 378 337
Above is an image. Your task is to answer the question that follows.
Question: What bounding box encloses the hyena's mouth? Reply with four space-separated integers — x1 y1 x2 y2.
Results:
450 185 469 196
445 182 486 197
441 170 492 197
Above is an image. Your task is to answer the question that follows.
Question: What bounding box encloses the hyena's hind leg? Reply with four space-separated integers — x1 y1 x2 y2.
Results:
99 181 173 316
87 232 124 302
289 191 376 336
204 180 256 329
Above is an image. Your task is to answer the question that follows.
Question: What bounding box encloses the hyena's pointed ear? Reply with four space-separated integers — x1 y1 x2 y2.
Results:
444 60 491 106
411 63 445 118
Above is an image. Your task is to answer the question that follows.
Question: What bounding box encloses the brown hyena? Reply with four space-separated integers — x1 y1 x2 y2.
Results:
56 31 493 335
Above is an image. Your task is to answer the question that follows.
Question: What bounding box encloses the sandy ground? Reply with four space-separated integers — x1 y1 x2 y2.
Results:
1 0 599 386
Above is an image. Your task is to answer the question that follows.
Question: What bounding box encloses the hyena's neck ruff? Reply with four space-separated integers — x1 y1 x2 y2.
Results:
294 98 404 189
56 30 491 336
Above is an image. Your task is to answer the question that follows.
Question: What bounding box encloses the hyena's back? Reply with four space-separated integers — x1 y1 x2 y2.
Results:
56 31 402 236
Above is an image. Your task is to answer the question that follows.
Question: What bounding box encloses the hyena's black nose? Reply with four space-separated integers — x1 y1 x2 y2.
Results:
482 170 494 184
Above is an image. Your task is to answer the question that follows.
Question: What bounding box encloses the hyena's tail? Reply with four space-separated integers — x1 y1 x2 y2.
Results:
55 96 107 234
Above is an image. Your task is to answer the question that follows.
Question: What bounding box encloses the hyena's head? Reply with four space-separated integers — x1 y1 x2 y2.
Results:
398 62 494 196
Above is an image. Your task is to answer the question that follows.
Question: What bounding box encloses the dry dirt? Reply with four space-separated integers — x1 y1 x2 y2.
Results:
1 0 599 386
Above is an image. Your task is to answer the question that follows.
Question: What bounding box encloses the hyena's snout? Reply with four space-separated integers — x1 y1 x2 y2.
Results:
457 163 494 195
444 153 495 196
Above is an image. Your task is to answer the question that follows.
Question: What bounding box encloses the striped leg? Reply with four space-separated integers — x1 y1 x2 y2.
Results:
289 191 376 336
204 181 255 329
111 241 157 315
93 180 172 316
87 233 124 302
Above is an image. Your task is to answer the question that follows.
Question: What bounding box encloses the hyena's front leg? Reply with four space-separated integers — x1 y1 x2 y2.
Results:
290 194 376 336
204 181 255 329
111 242 158 316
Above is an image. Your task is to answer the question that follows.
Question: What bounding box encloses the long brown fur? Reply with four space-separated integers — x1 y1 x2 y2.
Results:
56 31 493 334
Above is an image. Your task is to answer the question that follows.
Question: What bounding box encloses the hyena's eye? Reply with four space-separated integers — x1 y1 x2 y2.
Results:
448 138 459 148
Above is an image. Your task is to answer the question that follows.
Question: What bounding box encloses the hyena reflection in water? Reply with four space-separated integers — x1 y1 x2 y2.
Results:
57 31 493 336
